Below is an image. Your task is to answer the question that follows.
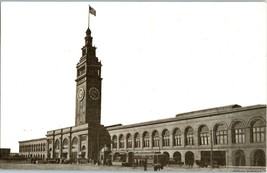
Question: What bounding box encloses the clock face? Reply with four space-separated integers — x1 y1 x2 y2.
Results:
77 88 85 101
89 87 100 100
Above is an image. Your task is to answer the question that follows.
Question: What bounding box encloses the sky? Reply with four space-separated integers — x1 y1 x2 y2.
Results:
1 2 266 153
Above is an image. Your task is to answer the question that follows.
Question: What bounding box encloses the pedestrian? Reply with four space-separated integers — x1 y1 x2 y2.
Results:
144 159 147 171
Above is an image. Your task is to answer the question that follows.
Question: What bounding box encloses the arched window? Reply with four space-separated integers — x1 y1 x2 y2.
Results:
173 151 181 163
199 125 209 145
55 139 60 149
126 134 132 148
152 131 159 147
63 138 68 149
251 119 265 143
232 121 245 144
143 132 150 147
215 123 227 145
112 136 117 149
162 129 170 147
43 143 46 151
119 135 124 148
72 137 78 148
185 127 194 145
134 133 140 148
233 149 245 166
173 128 182 146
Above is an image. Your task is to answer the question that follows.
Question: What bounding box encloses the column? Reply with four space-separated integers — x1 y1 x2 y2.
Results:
226 149 232 166
149 135 153 149
170 133 173 148
110 137 113 150
181 151 185 165
59 137 62 158
140 135 143 149
85 135 88 159
124 136 127 150
245 149 251 166
132 134 134 150
194 131 198 146
78 135 81 158
68 136 71 159
46 141 49 159
159 132 163 152
117 136 119 150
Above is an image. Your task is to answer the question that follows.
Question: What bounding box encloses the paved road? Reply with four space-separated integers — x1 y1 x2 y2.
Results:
0 161 265 172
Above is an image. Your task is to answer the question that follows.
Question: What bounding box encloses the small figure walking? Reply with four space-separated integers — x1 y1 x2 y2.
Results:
144 159 147 171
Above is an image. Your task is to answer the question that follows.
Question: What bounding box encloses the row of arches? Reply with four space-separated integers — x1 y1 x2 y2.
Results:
111 118 265 149
54 137 79 150
20 143 46 153
112 149 265 167
23 154 46 159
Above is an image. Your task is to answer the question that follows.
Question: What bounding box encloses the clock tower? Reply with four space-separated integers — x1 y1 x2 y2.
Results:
75 28 102 127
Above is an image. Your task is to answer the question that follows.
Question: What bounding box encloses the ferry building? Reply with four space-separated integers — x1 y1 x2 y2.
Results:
19 16 266 168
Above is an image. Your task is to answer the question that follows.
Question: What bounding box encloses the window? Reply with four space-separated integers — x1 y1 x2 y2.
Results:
152 131 160 147
143 132 150 147
232 121 245 144
63 138 68 149
173 128 182 146
134 133 140 148
43 144 46 151
162 129 170 147
251 119 265 143
199 125 209 145
112 136 117 149
215 124 227 145
72 137 78 148
185 127 194 145
81 135 87 141
119 135 124 148
126 134 132 148
55 140 60 149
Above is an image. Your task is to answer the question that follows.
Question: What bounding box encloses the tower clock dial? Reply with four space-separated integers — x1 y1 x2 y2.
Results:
77 88 85 101
89 87 100 100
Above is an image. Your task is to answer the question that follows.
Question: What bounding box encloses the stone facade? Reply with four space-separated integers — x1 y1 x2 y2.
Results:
18 25 266 167
19 138 46 159
107 104 266 167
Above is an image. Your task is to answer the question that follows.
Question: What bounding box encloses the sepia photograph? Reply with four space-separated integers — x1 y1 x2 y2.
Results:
1 1 266 172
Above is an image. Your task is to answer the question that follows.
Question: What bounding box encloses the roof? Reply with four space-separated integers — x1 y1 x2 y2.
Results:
19 137 47 143
105 104 266 131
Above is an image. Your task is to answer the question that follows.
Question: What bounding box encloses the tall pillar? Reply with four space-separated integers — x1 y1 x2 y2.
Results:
59 137 62 158
149 135 153 149
117 136 119 150
159 132 162 153
46 140 49 159
110 137 113 150
124 136 127 150
194 131 198 146
226 149 232 166
132 135 134 150
140 136 143 149
68 136 71 159
181 151 185 164
170 133 173 148
78 135 81 158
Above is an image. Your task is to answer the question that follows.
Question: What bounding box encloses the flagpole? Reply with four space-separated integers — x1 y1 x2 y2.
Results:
88 5 90 28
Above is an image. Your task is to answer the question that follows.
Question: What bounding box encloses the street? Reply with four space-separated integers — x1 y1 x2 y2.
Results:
0 160 265 172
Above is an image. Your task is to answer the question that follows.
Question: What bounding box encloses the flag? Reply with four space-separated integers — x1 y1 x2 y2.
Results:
89 6 96 16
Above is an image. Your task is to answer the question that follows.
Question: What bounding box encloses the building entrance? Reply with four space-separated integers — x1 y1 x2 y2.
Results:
201 151 226 166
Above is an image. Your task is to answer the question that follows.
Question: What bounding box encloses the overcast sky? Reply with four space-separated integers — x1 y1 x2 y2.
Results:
1 2 266 152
